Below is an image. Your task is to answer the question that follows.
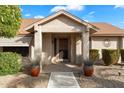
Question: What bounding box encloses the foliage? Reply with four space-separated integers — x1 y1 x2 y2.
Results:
30 55 41 67
89 49 99 63
120 49 124 62
0 52 22 75
83 60 94 66
0 5 22 38
102 49 119 66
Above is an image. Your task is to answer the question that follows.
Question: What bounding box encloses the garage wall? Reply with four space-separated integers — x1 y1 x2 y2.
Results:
0 36 32 46
0 47 3 52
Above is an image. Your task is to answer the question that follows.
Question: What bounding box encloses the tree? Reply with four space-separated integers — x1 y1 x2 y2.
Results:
0 5 22 38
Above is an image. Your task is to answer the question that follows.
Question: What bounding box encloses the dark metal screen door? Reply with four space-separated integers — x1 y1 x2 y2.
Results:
59 38 68 59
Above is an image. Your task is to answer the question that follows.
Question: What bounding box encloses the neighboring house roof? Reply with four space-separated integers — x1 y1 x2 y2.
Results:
91 22 124 36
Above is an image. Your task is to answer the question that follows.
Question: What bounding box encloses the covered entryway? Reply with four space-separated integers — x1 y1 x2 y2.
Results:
42 33 83 72
27 10 98 72
42 33 83 65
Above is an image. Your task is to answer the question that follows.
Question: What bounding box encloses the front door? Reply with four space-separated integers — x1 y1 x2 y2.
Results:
54 38 69 62
59 38 68 61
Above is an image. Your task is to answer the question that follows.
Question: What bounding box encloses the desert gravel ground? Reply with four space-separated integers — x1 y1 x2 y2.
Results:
75 65 124 88
0 63 124 88
0 73 50 88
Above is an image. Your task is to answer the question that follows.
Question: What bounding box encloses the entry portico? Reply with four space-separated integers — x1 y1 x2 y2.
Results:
25 10 98 70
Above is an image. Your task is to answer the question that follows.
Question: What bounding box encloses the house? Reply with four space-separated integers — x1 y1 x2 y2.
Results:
0 10 124 69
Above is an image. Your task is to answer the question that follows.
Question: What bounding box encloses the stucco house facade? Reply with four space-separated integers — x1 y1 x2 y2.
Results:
0 10 124 69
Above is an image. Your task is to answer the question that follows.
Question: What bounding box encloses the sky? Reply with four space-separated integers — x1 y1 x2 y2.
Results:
21 5 124 29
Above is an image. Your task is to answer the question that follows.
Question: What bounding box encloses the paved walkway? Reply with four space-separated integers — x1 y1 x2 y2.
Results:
43 63 82 73
47 72 80 88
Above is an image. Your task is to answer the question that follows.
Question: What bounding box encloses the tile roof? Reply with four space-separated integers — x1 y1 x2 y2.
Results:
91 22 124 36
17 18 41 35
17 19 124 36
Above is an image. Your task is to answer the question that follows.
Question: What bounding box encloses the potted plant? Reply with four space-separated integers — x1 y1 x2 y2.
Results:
83 60 94 76
30 56 41 77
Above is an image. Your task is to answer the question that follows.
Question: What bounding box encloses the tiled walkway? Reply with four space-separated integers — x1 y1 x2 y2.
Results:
47 72 80 88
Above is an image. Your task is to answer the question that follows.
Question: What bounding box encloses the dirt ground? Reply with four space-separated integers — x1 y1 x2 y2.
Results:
0 73 50 88
75 64 124 88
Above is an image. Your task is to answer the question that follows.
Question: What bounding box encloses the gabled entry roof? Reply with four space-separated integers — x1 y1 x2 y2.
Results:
24 10 98 31
17 10 124 36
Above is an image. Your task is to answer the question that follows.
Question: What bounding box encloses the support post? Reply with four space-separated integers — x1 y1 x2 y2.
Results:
82 26 90 61
34 25 42 72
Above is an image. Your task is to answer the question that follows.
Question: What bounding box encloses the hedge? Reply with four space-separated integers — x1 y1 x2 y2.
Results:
0 52 22 75
102 49 119 66
89 49 99 62
120 49 124 63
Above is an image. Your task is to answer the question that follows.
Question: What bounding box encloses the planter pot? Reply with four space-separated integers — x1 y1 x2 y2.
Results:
83 65 94 76
31 66 40 77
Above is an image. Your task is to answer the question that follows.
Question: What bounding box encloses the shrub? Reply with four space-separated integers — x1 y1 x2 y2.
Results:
0 52 22 75
120 49 124 62
89 49 99 62
84 60 94 66
102 49 119 66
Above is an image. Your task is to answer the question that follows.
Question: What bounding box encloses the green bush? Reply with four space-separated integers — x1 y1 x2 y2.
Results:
102 49 119 66
120 49 124 62
0 52 22 75
89 49 99 62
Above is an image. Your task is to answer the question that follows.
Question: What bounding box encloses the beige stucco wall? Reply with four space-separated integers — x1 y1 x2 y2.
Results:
42 33 53 65
70 34 76 63
76 34 82 64
29 37 35 59
91 36 120 59
41 15 85 33
121 37 124 49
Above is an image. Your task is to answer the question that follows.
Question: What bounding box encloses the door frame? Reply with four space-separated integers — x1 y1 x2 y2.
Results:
52 34 71 62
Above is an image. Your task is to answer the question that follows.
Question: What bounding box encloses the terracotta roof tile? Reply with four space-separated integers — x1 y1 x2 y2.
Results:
17 19 124 36
17 18 42 35
91 22 124 36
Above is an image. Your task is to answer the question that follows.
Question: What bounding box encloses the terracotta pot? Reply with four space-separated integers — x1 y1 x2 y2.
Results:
83 65 94 76
31 66 40 77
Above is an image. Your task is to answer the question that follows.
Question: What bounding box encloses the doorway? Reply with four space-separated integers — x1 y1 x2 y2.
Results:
54 38 69 62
